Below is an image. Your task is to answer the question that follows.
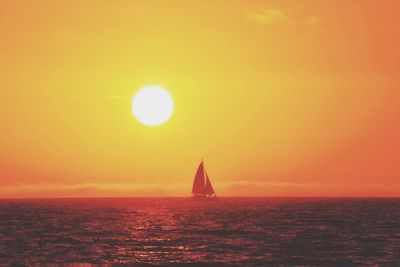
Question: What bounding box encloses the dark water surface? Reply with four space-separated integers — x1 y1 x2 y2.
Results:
0 198 399 266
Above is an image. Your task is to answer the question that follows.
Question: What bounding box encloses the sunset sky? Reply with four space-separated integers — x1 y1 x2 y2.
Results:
1 0 399 197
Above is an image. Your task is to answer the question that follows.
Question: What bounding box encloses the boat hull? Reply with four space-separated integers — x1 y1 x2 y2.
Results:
191 194 217 200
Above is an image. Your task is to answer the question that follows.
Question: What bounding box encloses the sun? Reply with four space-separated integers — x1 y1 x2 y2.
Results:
132 85 174 126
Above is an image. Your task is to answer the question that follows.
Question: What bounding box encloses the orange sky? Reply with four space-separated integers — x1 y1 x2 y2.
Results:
1 0 399 197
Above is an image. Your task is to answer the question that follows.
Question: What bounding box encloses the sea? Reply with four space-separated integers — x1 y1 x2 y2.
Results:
0 198 399 266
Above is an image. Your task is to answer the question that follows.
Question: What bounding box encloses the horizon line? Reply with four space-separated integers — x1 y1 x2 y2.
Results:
1 195 399 200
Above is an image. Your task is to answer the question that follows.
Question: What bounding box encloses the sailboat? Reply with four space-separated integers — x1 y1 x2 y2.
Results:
191 160 217 199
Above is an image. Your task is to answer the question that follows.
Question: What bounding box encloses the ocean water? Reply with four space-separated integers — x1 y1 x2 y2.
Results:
0 198 399 266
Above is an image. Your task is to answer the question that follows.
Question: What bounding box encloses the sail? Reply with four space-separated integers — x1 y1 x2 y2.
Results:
204 172 215 196
192 161 205 194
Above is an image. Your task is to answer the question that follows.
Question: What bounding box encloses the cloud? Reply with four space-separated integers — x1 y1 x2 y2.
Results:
244 8 290 25
244 9 320 30
0 181 398 198
0 183 188 198
218 181 399 197
307 16 319 28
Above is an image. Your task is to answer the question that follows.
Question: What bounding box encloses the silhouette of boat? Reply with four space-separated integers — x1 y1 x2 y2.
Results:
191 160 217 199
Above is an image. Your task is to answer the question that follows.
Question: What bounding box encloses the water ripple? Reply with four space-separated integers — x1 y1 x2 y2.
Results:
0 198 399 266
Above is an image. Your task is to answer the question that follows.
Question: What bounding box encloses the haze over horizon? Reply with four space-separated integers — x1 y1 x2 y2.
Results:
1 0 399 198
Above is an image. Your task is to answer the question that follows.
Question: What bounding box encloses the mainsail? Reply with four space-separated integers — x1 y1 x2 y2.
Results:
192 161 206 194
191 160 216 198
